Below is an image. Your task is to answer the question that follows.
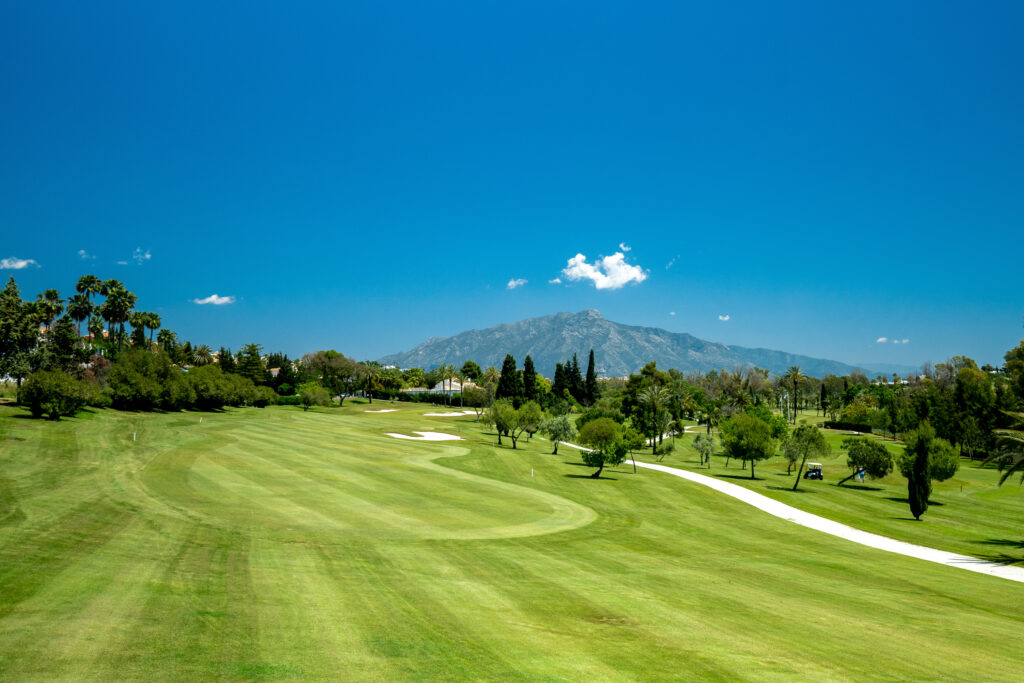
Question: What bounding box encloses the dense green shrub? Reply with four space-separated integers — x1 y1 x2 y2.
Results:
18 370 96 420
298 382 331 410
107 350 188 411
254 386 278 407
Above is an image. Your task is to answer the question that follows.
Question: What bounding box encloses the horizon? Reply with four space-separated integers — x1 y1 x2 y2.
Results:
3 3 1022 368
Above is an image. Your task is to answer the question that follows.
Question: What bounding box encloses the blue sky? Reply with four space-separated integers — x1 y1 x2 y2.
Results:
2 2 1022 370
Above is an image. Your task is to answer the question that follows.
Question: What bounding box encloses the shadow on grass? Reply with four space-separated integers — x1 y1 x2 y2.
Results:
972 553 1024 566
564 474 618 481
562 461 591 467
885 496 945 506
767 485 816 493
975 539 1024 564
714 474 762 481
836 483 884 492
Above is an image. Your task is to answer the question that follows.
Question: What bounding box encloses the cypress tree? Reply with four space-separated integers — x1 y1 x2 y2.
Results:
552 362 567 399
584 349 598 406
523 355 537 402
496 354 525 408
570 353 584 403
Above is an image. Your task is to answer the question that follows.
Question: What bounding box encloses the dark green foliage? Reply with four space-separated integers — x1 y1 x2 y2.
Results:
1005 341 1024 404
107 351 175 410
743 403 789 440
522 356 536 402
18 370 95 419
495 355 525 408
900 422 959 520
218 347 236 373
578 417 627 478
838 437 893 485
237 343 269 385
254 386 278 407
783 425 829 490
298 382 331 410
460 360 482 382
569 354 585 403
720 413 776 479
584 349 598 406
576 402 625 431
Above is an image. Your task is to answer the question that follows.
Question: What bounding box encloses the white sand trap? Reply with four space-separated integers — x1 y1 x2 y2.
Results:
365 409 399 413
635 461 1024 584
386 431 463 441
423 410 477 417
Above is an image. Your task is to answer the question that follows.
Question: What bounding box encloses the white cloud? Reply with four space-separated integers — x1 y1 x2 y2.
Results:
876 337 888 343
619 242 631 252
548 277 562 284
131 248 151 265
892 339 910 345
665 254 679 270
669 311 676 316
718 314 730 321
0 257 38 270
901 339 909 344
193 294 236 305
561 251 648 290
116 260 128 266
506 278 527 290
77 249 95 260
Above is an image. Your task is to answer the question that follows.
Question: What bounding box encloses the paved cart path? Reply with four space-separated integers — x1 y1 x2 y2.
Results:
558 441 1024 583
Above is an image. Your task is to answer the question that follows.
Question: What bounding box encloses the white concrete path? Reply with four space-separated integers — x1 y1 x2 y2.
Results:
635 461 1024 584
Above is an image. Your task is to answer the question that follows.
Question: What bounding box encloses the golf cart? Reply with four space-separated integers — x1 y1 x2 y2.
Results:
803 463 823 480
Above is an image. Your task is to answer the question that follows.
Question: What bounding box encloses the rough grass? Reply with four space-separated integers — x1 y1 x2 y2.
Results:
663 410 1024 564
1 402 1023 680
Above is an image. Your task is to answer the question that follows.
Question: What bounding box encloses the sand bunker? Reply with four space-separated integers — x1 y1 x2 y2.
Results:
385 431 463 441
365 409 399 413
423 410 477 417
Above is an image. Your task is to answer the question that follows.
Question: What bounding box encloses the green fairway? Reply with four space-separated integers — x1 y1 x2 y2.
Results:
2 403 1024 680
660 412 1024 565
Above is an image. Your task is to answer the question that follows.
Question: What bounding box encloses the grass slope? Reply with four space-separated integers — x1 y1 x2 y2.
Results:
1 402 1023 680
659 410 1024 564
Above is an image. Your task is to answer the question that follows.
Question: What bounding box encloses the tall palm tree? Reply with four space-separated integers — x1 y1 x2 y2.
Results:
76 275 103 349
639 385 672 454
34 289 64 330
66 293 92 339
145 312 161 346
100 280 137 355
192 344 213 366
786 366 806 424
437 363 457 406
157 329 176 353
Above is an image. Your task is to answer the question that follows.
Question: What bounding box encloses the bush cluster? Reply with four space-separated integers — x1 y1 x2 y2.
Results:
19 350 280 418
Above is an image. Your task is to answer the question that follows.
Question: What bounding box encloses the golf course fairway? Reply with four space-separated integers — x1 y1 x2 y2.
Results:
1 403 1023 680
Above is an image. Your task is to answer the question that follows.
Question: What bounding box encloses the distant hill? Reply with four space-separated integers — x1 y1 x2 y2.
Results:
379 309 873 378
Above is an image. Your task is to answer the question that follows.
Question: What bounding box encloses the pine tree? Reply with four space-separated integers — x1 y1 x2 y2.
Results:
219 347 236 373
523 355 537 402
584 349 598 406
496 354 525 408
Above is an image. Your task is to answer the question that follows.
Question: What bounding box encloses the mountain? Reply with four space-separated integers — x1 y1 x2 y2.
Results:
379 309 872 378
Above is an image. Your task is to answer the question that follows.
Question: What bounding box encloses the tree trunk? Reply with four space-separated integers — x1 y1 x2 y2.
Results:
552 442 559 455
591 462 604 478
837 471 857 486
750 460 756 479
792 456 807 491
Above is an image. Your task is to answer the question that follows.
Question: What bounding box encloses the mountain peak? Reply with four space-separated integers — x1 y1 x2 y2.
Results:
575 308 603 319
379 310 868 377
